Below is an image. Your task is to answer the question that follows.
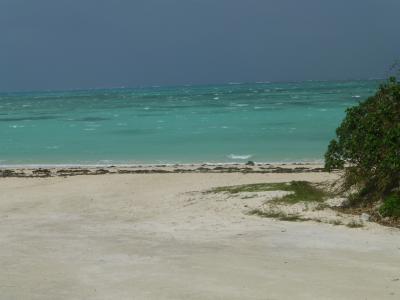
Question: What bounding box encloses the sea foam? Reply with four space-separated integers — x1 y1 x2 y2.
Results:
228 154 253 160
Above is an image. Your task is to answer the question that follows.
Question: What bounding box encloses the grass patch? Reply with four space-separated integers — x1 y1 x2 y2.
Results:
329 219 343 226
271 181 329 204
314 203 329 211
210 181 330 204
346 220 364 228
248 209 311 222
210 182 292 194
241 194 258 199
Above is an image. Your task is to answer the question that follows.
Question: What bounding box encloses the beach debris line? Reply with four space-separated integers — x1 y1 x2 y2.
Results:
0 164 326 178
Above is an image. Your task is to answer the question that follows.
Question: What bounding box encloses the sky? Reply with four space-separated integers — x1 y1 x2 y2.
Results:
1 0 399 91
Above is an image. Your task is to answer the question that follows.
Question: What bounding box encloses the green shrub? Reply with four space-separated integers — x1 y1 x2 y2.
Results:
325 77 400 203
210 181 329 203
379 193 400 218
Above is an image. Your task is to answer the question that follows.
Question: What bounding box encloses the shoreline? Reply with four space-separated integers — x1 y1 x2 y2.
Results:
0 162 327 177
0 160 324 168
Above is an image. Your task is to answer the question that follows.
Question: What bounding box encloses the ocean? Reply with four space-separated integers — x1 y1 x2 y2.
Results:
0 80 380 165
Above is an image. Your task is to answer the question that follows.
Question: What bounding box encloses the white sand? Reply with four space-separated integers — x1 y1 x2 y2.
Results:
0 171 399 299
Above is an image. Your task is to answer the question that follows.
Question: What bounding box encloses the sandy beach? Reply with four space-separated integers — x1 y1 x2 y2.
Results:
3 0 399 299
0 165 399 299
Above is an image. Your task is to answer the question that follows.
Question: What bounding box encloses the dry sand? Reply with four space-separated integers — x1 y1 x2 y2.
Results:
0 169 399 299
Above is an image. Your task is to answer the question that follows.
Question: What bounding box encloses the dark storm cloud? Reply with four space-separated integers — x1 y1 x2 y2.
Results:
0 0 399 91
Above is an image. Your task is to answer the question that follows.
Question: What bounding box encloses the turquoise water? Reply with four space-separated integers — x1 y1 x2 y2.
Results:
0 80 380 165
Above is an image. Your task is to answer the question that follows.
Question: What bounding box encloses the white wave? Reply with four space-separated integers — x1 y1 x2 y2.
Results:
9 125 24 129
99 160 113 164
352 95 361 98
213 97 220 100
228 154 253 160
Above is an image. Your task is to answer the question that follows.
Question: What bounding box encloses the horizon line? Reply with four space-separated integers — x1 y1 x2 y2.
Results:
0 77 385 95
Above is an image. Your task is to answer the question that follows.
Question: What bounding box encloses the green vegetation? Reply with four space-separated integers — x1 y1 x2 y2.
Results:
248 209 311 222
379 193 400 218
329 219 343 226
314 203 329 211
240 194 257 199
325 77 400 216
346 220 364 228
210 181 330 204
270 181 328 204
210 182 291 194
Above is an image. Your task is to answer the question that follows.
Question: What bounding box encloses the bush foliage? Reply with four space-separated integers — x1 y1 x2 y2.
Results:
325 77 400 205
379 194 400 218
